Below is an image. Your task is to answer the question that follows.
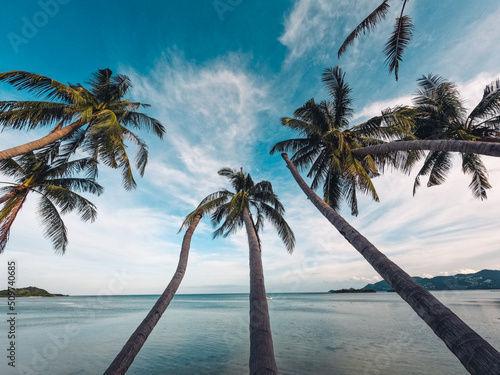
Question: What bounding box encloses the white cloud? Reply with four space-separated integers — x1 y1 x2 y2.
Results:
123 51 275 207
279 0 341 63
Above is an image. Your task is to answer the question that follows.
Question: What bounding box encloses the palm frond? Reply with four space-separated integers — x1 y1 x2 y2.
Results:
279 117 323 137
413 151 453 195
36 195 68 253
322 66 353 128
270 138 316 155
118 111 166 139
120 129 149 177
323 169 342 211
384 15 413 81
0 158 23 178
291 143 325 171
41 178 103 196
38 185 98 221
0 71 85 105
308 149 333 190
468 79 500 122
255 201 295 253
415 74 447 94
462 153 491 200
0 101 70 130
337 0 391 58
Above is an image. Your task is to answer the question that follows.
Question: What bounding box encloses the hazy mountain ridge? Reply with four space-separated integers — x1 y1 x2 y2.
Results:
363 269 500 291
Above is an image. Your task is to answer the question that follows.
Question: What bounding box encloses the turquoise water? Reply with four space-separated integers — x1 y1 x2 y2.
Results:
2 291 500 374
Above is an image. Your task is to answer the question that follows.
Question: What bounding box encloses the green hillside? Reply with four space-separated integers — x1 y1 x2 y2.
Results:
0 286 66 297
363 270 500 291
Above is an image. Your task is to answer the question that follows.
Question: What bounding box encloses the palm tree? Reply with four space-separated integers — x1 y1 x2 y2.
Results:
190 167 295 375
0 150 103 253
280 152 500 375
338 0 412 81
0 69 165 189
352 74 500 198
271 66 414 215
104 210 203 375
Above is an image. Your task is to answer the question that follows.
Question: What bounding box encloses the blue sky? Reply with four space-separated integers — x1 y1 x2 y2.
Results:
1 0 500 295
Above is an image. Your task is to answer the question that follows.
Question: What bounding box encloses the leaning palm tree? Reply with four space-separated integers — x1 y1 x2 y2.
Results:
104 210 203 375
189 167 295 375
338 0 412 81
352 74 500 198
272 68 500 373
280 152 500 375
0 69 165 189
271 66 415 215
0 150 103 253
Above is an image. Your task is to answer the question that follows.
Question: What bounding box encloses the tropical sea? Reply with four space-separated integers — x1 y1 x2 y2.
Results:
2 291 500 375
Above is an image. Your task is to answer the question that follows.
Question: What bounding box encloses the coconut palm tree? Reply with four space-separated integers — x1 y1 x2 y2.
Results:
189 167 295 375
352 74 500 198
0 150 103 253
338 0 412 81
280 152 500 375
104 210 203 375
271 66 415 215
0 69 165 189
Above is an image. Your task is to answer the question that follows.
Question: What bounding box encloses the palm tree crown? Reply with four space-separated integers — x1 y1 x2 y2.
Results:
0 69 165 189
410 74 500 198
0 150 103 253
271 66 412 215
184 167 295 252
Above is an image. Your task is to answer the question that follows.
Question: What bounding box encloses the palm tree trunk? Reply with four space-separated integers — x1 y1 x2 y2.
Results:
0 121 83 161
281 152 500 375
243 207 279 375
0 191 28 252
103 210 203 375
0 188 23 204
352 139 500 157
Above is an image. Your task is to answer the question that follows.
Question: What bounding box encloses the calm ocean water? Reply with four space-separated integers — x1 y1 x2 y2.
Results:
2 291 500 374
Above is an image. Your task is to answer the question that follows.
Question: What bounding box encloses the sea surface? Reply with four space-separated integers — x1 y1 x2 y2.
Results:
2 291 500 374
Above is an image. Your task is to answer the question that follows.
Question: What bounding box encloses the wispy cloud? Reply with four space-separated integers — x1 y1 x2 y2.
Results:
123 51 275 207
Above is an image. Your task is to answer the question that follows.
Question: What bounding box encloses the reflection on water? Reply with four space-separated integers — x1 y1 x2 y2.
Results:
4 291 500 374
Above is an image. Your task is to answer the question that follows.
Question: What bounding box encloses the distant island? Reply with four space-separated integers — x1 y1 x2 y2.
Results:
363 269 500 292
0 286 67 297
329 288 376 293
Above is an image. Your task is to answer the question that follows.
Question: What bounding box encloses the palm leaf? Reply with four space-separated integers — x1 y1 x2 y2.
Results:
468 79 500 122
462 153 491 200
36 195 68 253
0 101 70 130
322 66 353 128
337 0 391 57
0 71 85 105
119 111 166 139
384 15 413 81
323 169 342 211
270 138 316 155
255 201 295 253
